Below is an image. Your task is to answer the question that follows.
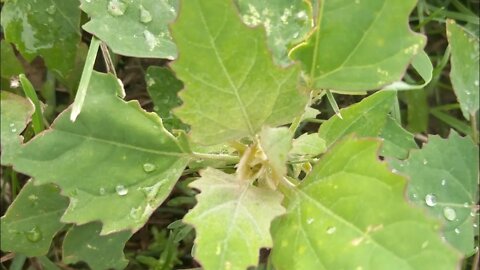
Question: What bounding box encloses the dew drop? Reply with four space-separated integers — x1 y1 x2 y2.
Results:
423 159 428 165
11 128 17 133
463 202 470 208
143 163 156 173
326 226 336 234
421 241 429 249
443 207 456 221
115 185 128 196
9 123 15 128
473 223 478 228
454 228 460 234
99 187 106 195
129 206 142 220
441 179 446 186
46 5 56 15
107 0 127 16
25 226 42 242
475 80 479 86
306 218 314 225
425 194 437 207
139 5 152 23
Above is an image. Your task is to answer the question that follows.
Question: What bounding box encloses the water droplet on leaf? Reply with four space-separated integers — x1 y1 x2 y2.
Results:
425 194 437 207
441 179 446 186
454 228 460 234
99 187 106 195
11 128 17 133
107 0 127 16
143 30 159 51
306 218 314 224
46 5 56 15
115 185 128 196
25 226 42 242
443 207 456 221
143 163 156 173
139 5 152 23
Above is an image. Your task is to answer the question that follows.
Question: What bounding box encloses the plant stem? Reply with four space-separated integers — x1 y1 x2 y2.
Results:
471 113 479 144
19 74 45 134
191 152 239 163
325 89 343 119
100 42 117 76
70 36 101 122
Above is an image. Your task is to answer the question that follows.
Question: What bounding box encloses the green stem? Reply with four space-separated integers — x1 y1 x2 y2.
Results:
100 42 117 76
70 37 101 122
471 113 479 144
19 74 44 134
325 89 343 119
191 152 239 163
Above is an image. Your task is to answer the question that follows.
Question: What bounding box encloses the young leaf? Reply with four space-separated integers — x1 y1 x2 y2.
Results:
380 116 418 159
236 0 313 66
0 91 34 165
146 66 187 131
171 0 308 145
259 127 292 188
63 222 132 270
184 168 285 270
446 20 479 120
1 181 69 256
80 0 177 59
290 133 326 157
271 137 461 270
291 0 426 91
318 91 396 147
0 0 81 80
390 131 479 255
11 72 189 234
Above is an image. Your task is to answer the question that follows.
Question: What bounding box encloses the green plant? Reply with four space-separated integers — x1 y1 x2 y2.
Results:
0 0 478 269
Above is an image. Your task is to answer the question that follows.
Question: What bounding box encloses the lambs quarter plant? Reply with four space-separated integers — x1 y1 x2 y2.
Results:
0 0 479 269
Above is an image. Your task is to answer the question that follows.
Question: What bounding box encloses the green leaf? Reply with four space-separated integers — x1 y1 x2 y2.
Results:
382 51 434 91
259 127 292 188
1 181 69 256
447 20 479 120
146 66 187 131
390 131 479 255
184 168 285 270
380 116 418 159
0 0 81 79
0 40 24 79
236 0 313 66
171 0 308 145
290 133 326 157
81 0 177 59
271 137 461 270
63 222 132 270
0 91 34 165
11 72 189 234
291 0 426 91
318 91 396 147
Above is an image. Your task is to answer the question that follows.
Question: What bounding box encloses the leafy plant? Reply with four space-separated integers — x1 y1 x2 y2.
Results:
0 0 478 269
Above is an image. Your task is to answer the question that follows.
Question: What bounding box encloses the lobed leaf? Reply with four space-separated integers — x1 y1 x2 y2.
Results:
0 91 34 165
291 0 426 91
390 131 479 255
171 0 308 145
1 181 69 256
446 20 479 120
380 116 418 159
11 72 189 234
63 222 132 270
184 168 285 270
0 0 81 80
146 66 187 131
271 137 461 270
80 0 177 59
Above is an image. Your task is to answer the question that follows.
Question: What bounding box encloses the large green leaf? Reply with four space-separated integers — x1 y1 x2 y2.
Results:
1 181 69 256
171 0 308 145
291 0 426 91
0 91 34 165
184 168 285 270
63 222 132 270
11 72 189 234
447 20 479 120
0 40 24 79
390 132 479 255
236 0 313 66
271 137 461 270
80 0 177 59
0 0 81 79
318 91 396 147
146 66 187 131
